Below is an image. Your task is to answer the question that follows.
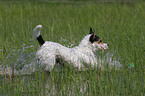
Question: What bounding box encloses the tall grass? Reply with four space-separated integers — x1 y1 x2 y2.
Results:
0 1 144 96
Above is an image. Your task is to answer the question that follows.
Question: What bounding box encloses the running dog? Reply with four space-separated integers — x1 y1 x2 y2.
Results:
34 25 108 71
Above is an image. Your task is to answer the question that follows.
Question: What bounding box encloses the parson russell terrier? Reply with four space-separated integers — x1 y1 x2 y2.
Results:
33 25 108 71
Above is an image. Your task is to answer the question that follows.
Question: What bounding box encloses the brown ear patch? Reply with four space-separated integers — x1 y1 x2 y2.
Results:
93 39 104 45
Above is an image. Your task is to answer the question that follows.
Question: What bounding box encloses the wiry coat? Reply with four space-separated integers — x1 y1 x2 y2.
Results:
34 25 108 71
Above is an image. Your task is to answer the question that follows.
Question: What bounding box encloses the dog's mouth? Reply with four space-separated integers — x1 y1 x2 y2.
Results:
99 48 107 52
98 43 109 51
93 39 109 52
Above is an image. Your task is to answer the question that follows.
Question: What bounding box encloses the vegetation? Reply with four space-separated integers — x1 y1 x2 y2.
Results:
0 1 144 96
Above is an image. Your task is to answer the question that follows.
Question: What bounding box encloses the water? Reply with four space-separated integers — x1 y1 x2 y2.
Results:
0 41 126 96
0 40 122 76
0 44 37 75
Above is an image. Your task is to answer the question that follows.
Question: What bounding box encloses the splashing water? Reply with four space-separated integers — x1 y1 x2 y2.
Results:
0 40 122 76
0 43 38 75
95 51 122 70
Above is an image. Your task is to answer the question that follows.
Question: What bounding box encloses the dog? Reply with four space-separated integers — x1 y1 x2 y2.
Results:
33 25 108 71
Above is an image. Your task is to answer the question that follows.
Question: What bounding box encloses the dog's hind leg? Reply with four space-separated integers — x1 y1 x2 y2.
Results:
44 55 56 72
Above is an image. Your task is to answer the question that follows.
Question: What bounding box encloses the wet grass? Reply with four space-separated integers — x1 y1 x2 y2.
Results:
0 1 144 96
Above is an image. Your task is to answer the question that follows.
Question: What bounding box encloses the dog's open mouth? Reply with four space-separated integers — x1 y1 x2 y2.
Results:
99 46 108 52
100 48 106 52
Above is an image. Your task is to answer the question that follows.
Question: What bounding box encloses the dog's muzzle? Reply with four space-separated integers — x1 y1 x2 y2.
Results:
102 43 109 50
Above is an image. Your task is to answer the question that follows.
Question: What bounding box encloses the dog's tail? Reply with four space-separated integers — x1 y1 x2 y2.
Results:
33 25 45 45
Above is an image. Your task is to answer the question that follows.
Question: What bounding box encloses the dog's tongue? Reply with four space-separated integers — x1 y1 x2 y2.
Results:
101 48 108 52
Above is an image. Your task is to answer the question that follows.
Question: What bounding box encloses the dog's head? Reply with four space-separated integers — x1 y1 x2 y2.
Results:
89 28 108 51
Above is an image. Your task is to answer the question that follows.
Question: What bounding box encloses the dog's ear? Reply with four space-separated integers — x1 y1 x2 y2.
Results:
89 27 93 34
89 33 95 43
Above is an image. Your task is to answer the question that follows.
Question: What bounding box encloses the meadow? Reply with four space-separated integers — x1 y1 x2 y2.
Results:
0 1 144 96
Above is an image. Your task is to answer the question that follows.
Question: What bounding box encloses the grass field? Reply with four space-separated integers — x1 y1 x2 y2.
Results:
0 1 144 96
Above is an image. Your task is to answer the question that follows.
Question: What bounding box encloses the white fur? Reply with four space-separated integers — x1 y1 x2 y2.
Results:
33 25 42 38
34 25 108 71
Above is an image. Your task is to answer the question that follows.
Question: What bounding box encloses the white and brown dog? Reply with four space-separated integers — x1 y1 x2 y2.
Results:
34 25 108 71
